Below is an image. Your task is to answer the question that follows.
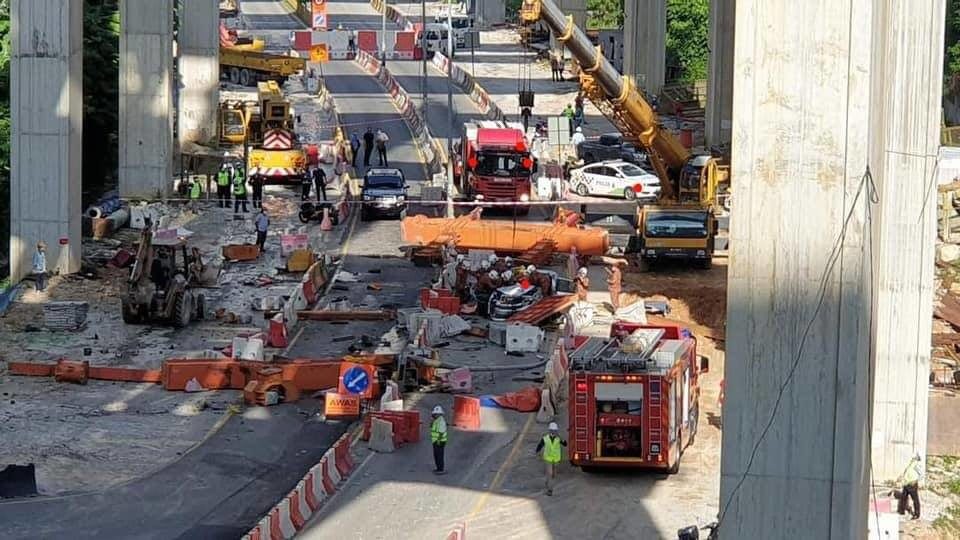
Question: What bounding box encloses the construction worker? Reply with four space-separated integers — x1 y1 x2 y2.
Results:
575 267 589 302
535 422 567 496
254 208 269 254
476 267 495 295
217 164 231 208
571 126 585 149
896 453 924 519
363 127 375 167
250 174 264 209
455 259 470 300
605 262 622 310
32 241 47 293
430 405 448 474
233 172 249 213
563 103 575 136
500 269 514 286
527 265 552 296
189 177 202 201
494 255 512 274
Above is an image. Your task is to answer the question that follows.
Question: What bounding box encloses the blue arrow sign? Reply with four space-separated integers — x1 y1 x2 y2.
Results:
342 366 370 395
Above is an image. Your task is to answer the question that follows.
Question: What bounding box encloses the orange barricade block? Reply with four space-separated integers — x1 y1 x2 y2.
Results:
320 456 337 495
302 279 317 305
54 359 90 384
334 436 354 477
453 395 481 430
288 490 306 529
268 314 288 348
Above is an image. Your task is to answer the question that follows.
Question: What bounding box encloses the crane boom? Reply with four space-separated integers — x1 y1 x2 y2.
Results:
520 0 692 177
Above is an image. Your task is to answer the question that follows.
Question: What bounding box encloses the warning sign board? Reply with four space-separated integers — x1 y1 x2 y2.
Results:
338 362 375 398
311 0 327 30
325 392 360 418
310 43 329 63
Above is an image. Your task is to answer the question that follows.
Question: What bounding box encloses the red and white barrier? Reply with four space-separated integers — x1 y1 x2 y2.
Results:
243 433 357 539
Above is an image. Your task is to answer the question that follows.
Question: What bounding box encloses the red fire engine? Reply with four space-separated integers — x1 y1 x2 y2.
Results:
454 120 535 211
567 322 708 473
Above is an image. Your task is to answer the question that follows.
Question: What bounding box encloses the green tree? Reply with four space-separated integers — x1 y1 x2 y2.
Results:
588 0 624 29
665 0 709 83
946 0 960 92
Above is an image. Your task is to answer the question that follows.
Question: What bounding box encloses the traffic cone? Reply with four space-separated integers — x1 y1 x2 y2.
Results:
320 208 333 231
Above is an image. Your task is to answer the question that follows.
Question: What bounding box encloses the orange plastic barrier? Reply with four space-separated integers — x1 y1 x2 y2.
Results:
401 215 610 255
362 410 422 444
334 435 355 477
452 395 481 430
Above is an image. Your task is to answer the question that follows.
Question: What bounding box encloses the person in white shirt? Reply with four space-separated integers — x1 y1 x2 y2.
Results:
375 129 390 166
570 126 585 148
32 241 47 292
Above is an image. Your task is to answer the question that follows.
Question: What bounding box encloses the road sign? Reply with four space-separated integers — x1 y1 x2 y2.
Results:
341 365 370 395
310 43 329 63
325 392 360 418
311 0 327 30
312 0 325 5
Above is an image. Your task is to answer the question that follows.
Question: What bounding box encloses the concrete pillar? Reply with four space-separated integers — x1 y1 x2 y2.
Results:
622 0 665 94
867 0 943 482
9 0 83 283
120 0 174 198
720 0 945 537
178 0 220 146
705 0 734 147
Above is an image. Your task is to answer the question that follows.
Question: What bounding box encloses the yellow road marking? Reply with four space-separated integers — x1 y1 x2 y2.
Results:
467 413 536 520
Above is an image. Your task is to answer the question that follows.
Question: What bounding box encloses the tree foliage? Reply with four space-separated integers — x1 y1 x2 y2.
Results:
0 0 119 276
665 0 709 83
587 0 624 29
947 0 960 92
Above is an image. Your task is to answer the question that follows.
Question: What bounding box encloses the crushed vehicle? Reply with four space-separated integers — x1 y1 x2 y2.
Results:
488 270 574 321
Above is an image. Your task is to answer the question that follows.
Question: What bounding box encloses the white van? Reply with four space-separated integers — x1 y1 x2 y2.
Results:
423 23 454 56
434 13 471 48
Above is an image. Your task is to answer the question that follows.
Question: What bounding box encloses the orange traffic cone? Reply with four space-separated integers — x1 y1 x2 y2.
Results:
320 207 333 231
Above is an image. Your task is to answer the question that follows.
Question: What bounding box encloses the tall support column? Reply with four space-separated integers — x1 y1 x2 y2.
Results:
622 0 665 94
867 0 944 482
120 0 174 198
705 0 734 147
720 0 874 537
9 0 83 283
178 0 220 145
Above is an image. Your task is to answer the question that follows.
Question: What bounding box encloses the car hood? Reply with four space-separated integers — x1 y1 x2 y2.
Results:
363 187 403 197
496 283 533 297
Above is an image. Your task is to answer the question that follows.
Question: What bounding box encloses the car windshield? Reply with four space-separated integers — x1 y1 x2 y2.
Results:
644 212 709 238
366 175 402 188
475 152 530 177
619 164 649 177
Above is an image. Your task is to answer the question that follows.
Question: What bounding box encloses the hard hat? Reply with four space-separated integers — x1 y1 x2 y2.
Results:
548 422 559 431
576 127 582 133
502 270 513 280
505 256 513 263
456 254 465 262
489 270 499 280
488 254 498 263
432 405 444 415
578 267 588 277
481 260 491 270
526 265 536 274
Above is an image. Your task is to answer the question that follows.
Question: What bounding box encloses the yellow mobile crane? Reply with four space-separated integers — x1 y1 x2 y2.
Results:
520 0 729 269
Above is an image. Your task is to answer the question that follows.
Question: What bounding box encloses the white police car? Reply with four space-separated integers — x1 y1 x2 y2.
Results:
569 160 661 201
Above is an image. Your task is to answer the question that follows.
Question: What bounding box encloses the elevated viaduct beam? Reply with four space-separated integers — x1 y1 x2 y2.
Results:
178 0 220 146
720 1 943 538
9 0 83 283
705 0 734 147
120 0 174 198
623 0 665 95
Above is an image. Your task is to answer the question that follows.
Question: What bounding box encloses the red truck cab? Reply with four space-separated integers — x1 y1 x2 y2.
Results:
455 121 535 210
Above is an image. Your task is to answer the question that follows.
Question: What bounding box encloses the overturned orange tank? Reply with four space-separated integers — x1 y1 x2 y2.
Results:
401 214 610 255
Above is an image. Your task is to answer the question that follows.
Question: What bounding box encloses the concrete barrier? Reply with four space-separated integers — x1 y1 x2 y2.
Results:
432 52 505 121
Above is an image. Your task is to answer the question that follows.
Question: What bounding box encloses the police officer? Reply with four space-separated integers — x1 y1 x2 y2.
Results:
217 164 231 208
430 405 448 474
300 172 312 201
535 422 567 496
233 172 249 213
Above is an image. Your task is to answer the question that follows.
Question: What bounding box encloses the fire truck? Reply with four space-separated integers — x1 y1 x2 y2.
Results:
454 120 535 212
567 322 708 473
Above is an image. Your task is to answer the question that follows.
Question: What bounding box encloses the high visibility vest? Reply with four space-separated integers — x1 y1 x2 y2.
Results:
430 417 448 444
189 181 201 199
542 435 562 464
233 177 246 196
903 461 921 484
217 170 230 186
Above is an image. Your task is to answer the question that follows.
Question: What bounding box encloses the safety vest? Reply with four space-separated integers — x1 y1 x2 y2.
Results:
903 460 921 484
233 176 246 196
217 170 230 186
431 416 448 444
189 181 201 199
542 435 562 464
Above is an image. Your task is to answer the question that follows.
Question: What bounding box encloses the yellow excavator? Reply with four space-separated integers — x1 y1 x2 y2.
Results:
520 0 730 269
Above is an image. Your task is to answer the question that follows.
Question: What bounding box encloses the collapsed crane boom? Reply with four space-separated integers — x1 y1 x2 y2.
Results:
521 1 690 171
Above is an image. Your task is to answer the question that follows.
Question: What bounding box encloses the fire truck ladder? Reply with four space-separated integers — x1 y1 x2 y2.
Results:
572 372 590 456
647 380 662 455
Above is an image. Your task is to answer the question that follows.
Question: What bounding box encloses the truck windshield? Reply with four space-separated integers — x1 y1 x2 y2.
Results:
365 175 402 188
475 152 530 177
644 212 709 238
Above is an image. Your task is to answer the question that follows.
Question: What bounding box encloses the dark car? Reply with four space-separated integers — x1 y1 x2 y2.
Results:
361 168 407 221
576 133 649 168
488 270 574 321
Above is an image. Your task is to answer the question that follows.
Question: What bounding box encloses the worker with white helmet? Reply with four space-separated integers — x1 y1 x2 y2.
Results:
501 269 514 285
430 405 448 474
481 259 491 271
575 266 590 302
488 270 501 288
493 255 510 274
535 422 567 496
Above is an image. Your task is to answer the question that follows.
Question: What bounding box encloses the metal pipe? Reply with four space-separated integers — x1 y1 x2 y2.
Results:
446 5 455 217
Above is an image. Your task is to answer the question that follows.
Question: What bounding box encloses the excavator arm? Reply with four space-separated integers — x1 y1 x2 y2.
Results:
520 0 692 199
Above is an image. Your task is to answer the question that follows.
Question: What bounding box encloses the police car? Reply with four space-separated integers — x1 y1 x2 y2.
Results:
568 160 661 201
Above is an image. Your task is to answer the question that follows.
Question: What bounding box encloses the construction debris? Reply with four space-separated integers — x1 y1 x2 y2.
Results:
43 301 90 331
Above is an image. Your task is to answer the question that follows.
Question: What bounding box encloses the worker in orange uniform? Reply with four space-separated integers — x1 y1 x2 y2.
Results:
454 259 470 300
535 422 567 496
605 262 622 311
575 267 590 301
